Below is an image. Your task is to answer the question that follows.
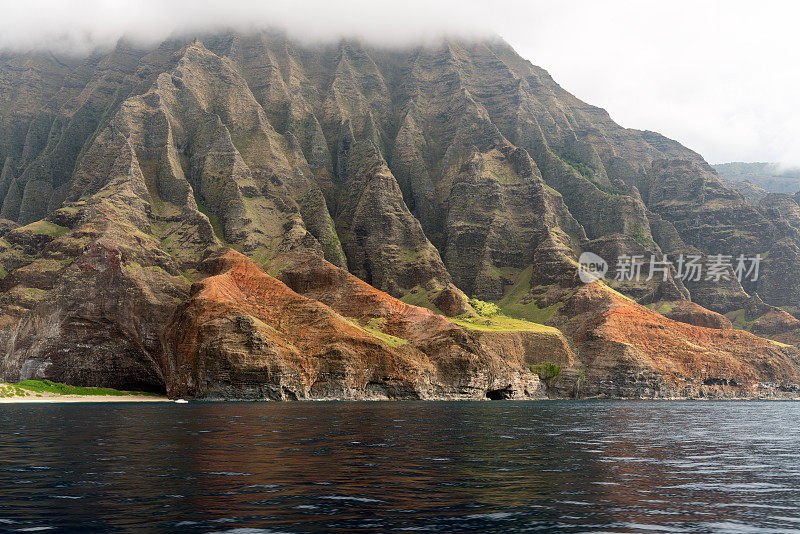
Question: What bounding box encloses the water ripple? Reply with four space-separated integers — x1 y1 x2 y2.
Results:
1 401 800 532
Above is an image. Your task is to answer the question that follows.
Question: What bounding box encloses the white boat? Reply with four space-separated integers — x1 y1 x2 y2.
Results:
174 399 189 404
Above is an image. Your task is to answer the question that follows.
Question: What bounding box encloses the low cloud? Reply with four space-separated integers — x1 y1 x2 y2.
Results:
0 0 494 53
1 0 798 167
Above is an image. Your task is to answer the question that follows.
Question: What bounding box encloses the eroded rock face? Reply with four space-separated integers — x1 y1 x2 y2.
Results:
1 32 800 398
0 162 185 392
563 284 800 399
164 248 548 400
660 301 733 330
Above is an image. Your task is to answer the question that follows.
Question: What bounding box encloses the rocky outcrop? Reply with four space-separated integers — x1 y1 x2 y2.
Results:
565 284 800 398
659 300 733 330
721 178 769 201
164 248 549 399
0 161 185 392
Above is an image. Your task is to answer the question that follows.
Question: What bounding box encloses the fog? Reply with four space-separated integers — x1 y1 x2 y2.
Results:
0 0 495 51
1 0 798 167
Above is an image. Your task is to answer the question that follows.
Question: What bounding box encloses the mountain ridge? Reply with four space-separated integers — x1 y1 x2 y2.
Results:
714 162 800 197
1 31 799 399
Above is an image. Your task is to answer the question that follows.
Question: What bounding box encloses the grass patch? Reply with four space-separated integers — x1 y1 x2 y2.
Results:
26 258 70 272
488 168 519 184
566 230 584 257
725 309 757 331
646 301 676 315
400 286 439 312
501 295 564 324
1 380 161 397
23 220 69 237
556 152 623 195
363 326 407 348
496 269 567 324
342 317 408 348
21 287 47 301
366 317 387 330
181 268 201 283
0 383 29 398
483 265 519 281
452 314 559 334
398 248 423 262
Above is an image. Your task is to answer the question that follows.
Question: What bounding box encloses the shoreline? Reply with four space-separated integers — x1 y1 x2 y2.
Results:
0 395 170 403
2 396 799 403
0 380 171 403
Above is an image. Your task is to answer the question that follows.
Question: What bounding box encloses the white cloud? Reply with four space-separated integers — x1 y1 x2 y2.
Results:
0 0 798 167
501 0 800 167
0 0 493 51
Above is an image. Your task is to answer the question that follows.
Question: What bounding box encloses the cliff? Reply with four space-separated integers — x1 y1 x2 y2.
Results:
1 31 799 399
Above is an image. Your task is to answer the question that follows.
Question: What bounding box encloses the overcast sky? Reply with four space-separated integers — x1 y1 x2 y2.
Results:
1 0 798 167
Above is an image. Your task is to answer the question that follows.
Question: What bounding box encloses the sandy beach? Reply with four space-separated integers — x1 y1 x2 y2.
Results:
0 381 172 403
0 395 170 403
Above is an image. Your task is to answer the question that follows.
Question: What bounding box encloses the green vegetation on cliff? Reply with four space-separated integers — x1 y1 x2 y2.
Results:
530 362 561 381
194 194 225 241
469 297 499 317
496 268 568 324
24 220 68 237
342 316 408 348
725 309 757 331
452 314 559 334
0 380 162 398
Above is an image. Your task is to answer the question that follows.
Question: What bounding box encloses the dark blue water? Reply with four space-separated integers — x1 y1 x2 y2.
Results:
2 401 800 533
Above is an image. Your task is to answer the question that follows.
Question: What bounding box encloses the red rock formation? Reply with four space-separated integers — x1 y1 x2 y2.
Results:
163 249 556 399
568 284 800 398
661 301 733 330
